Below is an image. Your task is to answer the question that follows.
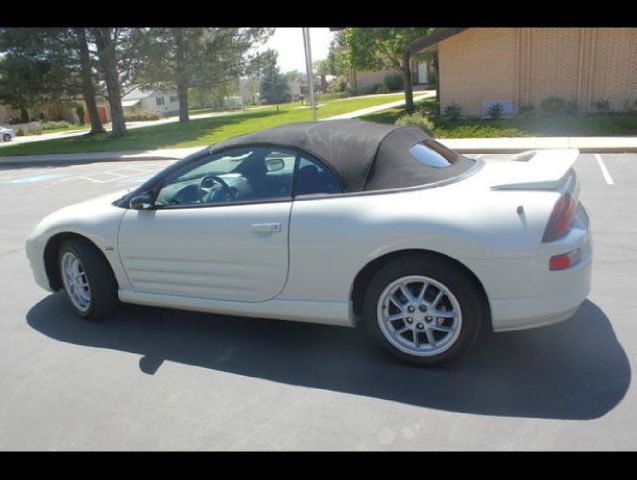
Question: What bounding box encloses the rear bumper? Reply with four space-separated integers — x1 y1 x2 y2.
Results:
470 203 593 332
490 269 590 332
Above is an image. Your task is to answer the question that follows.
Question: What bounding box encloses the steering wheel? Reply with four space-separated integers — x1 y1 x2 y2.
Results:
199 175 233 203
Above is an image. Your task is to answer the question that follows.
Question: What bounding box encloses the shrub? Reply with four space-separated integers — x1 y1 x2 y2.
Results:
375 84 390 94
75 104 85 125
15 128 25 136
443 103 462 121
316 91 348 101
519 103 535 116
593 99 611 114
418 99 439 116
566 97 578 114
487 103 504 120
541 96 567 115
384 72 404 91
347 84 385 97
541 96 578 115
327 75 350 93
39 120 70 131
395 112 434 135
622 96 637 112
123 111 162 121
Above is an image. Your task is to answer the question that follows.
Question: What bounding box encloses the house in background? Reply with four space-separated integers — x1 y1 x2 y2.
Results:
121 86 180 116
286 72 324 101
0 97 110 129
0 104 21 125
349 60 432 92
238 77 260 105
413 27 637 116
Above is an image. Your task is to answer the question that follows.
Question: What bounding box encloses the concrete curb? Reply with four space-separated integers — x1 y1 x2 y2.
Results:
440 136 637 154
2 137 637 167
448 146 637 154
0 147 201 166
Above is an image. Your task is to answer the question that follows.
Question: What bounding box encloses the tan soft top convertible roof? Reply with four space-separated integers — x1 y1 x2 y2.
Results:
210 119 474 193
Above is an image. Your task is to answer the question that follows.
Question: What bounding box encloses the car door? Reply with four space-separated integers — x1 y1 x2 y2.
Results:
117 146 296 302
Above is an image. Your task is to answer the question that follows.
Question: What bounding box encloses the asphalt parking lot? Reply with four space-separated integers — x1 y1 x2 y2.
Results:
0 152 635 450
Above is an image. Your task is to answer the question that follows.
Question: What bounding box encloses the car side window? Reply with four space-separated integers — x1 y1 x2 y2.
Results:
154 146 296 208
294 155 342 196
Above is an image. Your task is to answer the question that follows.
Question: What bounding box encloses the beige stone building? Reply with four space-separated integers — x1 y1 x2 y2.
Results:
350 60 431 91
415 28 637 116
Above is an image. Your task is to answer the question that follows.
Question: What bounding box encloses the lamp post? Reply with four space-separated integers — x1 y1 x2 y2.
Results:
302 27 317 121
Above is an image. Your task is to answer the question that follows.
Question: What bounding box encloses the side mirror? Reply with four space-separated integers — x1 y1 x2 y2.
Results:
129 192 155 210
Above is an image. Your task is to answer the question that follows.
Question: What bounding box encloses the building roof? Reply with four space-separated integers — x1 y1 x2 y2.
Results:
410 28 468 53
121 86 177 102
121 86 155 101
210 119 474 192
121 99 142 107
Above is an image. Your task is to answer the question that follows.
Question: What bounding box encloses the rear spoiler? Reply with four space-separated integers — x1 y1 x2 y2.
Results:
490 149 579 191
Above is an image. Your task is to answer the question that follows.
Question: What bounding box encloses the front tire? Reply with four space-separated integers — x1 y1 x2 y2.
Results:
2 134 10 142
58 238 120 320
362 255 485 366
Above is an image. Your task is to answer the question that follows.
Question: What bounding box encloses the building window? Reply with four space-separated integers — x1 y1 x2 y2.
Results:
156 96 165 106
169 95 178 103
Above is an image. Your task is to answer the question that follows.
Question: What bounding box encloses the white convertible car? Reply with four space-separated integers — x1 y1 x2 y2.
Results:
26 120 592 364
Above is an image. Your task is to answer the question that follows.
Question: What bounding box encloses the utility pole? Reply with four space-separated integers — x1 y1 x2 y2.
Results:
302 28 317 121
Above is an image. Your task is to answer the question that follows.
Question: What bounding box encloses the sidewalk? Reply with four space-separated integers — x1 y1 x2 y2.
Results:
0 147 203 165
324 91 435 120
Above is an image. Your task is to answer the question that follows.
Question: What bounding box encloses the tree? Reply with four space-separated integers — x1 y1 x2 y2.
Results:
131 28 273 122
327 30 347 76
92 27 128 137
259 53 291 104
74 28 105 134
313 59 331 92
0 28 105 133
341 28 436 113
285 69 302 82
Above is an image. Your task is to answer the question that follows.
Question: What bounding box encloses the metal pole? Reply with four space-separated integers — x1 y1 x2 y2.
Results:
302 27 317 121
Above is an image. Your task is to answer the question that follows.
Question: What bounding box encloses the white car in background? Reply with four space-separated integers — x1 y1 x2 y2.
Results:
0 126 16 142
25 120 592 365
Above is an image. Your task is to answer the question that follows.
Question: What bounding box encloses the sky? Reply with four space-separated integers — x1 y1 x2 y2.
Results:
260 28 335 73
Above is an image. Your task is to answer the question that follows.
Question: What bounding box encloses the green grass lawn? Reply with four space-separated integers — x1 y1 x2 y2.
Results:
361 98 637 138
0 94 409 156
432 114 637 138
360 97 437 125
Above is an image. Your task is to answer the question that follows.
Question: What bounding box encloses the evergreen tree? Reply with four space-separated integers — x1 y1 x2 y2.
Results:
0 27 105 133
259 54 291 104
130 28 273 122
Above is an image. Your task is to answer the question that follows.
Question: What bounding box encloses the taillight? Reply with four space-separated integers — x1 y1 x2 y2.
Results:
542 193 577 242
549 248 582 271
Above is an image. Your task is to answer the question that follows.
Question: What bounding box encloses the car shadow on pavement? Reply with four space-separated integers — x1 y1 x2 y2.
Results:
27 294 629 420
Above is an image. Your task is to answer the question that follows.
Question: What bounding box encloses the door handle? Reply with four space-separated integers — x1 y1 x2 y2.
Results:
250 223 282 233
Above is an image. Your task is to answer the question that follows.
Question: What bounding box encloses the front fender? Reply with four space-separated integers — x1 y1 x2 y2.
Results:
25 191 129 292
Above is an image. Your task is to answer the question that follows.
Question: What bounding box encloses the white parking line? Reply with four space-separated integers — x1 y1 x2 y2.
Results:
594 154 615 185
79 172 128 183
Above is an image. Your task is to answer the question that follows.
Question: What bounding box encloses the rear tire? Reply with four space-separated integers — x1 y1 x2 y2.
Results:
58 237 120 320
362 255 485 366
2 134 10 142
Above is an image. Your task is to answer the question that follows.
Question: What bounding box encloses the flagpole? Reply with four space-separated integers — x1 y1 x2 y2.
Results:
302 27 317 121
